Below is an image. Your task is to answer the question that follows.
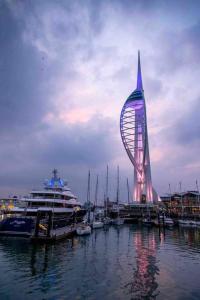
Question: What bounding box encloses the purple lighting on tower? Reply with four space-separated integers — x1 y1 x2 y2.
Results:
120 52 157 203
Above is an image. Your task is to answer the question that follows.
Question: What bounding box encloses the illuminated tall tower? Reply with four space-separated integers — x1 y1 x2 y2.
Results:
120 52 155 202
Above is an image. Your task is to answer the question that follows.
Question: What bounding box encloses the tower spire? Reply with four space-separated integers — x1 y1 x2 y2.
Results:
136 50 143 91
120 52 156 203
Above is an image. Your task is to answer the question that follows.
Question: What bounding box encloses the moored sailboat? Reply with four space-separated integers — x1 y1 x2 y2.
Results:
92 175 103 229
113 166 124 226
77 171 92 236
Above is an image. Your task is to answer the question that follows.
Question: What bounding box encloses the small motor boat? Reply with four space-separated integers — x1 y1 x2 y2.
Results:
92 221 104 229
76 224 91 235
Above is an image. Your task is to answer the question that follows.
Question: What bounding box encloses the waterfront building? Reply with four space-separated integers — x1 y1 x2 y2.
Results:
119 202 157 220
120 52 157 203
0 196 18 211
161 191 200 218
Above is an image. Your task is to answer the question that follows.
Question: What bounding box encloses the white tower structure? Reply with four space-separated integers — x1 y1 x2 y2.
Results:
120 52 156 203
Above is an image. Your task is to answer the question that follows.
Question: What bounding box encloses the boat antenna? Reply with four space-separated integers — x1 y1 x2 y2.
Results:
195 180 199 192
53 169 58 179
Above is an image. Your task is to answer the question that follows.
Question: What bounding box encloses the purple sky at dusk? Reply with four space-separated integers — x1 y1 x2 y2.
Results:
0 0 200 202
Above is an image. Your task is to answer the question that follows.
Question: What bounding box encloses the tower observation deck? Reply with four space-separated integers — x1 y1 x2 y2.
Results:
120 52 157 203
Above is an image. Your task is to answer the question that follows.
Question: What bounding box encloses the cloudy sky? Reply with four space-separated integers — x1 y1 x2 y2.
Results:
0 0 200 202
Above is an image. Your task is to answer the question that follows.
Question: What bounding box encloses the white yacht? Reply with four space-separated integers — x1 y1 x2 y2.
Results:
0 170 86 237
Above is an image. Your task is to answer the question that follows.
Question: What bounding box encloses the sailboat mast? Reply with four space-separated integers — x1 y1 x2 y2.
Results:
116 166 119 205
87 170 91 223
127 178 130 204
179 181 183 218
95 175 99 207
169 183 172 216
116 166 120 219
105 165 108 217
196 180 200 216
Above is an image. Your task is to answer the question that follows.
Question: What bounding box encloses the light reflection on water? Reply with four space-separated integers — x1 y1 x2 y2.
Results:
0 226 200 299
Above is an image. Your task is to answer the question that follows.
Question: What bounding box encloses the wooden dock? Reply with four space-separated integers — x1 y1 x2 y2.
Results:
31 225 77 243
31 210 77 243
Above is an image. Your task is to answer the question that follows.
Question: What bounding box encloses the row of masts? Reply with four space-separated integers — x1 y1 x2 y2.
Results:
168 181 200 195
86 166 131 209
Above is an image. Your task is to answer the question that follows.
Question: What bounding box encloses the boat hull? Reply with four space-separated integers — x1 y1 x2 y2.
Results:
0 217 34 237
92 222 104 229
179 220 197 227
76 225 91 235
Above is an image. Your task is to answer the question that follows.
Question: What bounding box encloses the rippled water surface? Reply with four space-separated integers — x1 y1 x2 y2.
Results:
0 225 200 299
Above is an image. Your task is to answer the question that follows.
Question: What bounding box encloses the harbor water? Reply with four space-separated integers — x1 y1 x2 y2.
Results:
0 225 200 299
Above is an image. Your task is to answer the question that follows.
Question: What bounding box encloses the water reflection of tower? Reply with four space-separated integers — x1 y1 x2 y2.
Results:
131 230 160 299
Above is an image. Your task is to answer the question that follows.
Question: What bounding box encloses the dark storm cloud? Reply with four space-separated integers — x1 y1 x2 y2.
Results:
0 3 52 132
0 115 118 167
0 1 110 197
0 114 120 202
0 0 104 134
19 0 104 63
32 116 119 167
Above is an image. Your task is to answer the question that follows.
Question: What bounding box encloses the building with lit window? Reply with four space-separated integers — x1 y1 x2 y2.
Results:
161 191 200 218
